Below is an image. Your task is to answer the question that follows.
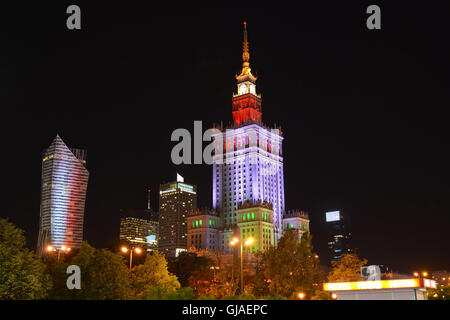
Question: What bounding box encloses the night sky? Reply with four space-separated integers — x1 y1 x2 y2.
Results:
3 2 450 273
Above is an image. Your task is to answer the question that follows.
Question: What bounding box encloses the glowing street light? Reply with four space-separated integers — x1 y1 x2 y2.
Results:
298 292 305 300
422 272 428 277
331 293 337 299
46 245 71 261
230 236 254 295
121 246 142 271
413 272 419 277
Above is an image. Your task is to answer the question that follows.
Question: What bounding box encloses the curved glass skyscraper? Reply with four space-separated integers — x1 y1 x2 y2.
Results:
37 135 89 256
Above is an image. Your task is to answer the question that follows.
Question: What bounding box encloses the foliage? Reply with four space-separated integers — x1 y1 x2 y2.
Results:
197 295 218 300
138 286 194 300
184 250 237 298
168 252 213 287
222 292 256 300
263 295 288 300
133 251 180 298
0 218 51 299
311 289 332 300
65 242 132 300
428 284 450 300
327 253 367 282
258 230 324 299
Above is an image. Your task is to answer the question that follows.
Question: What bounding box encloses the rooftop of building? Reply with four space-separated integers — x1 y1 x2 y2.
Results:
188 207 219 217
238 200 273 210
119 208 158 222
283 209 309 219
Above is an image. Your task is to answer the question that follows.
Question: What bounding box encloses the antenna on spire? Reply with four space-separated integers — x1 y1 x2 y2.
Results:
147 188 151 210
242 21 250 63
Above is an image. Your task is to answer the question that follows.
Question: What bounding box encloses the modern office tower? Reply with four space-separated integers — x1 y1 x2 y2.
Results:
212 22 285 253
119 208 159 251
187 208 221 253
237 200 274 253
282 210 310 242
325 210 353 262
158 176 197 257
37 135 89 256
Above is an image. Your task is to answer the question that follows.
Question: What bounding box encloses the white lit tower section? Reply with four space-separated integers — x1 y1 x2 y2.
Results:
37 135 89 256
212 23 285 252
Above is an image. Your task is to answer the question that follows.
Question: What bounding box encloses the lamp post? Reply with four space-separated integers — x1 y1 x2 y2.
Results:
47 245 71 261
121 246 142 271
230 236 254 295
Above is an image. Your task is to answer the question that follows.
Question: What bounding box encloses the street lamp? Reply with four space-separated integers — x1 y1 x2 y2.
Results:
298 292 305 300
413 272 419 277
422 272 428 277
47 245 71 261
230 236 254 295
331 293 337 300
121 246 142 271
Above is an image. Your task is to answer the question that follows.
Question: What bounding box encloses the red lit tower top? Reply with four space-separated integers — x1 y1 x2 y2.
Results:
232 22 262 127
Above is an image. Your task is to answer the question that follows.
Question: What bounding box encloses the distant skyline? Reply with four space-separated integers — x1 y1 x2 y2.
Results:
3 2 450 273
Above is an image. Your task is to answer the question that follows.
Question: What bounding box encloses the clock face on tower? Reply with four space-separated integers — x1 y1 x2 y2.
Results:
250 84 255 94
239 83 247 95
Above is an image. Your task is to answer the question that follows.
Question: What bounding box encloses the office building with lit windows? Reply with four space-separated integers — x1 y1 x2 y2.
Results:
119 208 158 251
326 210 353 263
158 176 197 257
37 135 89 256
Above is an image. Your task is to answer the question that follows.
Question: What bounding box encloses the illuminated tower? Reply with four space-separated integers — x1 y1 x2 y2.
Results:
212 23 285 253
37 135 89 256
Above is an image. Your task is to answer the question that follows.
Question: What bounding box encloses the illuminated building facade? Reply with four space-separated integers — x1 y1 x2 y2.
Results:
158 178 197 257
237 200 274 253
212 23 285 253
282 210 310 242
326 210 353 262
119 208 159 251
187 208 221 252
323 278 437 300
37 135 89 256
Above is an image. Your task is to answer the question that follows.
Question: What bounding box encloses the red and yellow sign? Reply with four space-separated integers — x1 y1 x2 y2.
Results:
323 278 436 291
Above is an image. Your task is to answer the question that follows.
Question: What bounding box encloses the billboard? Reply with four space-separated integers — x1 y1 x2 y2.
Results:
326 211 340 222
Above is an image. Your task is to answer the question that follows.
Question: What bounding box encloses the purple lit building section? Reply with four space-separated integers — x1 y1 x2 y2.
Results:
212 24 286 253
37 135 89 256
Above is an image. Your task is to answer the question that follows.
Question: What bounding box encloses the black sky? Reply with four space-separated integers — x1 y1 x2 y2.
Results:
3 1 450 273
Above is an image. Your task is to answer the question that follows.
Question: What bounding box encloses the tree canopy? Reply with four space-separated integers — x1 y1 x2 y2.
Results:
0 218 51 299
133 251 180 298
327 253 367 282
257 230 324 299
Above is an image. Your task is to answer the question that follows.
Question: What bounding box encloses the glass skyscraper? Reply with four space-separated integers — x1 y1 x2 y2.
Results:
37 135 89 256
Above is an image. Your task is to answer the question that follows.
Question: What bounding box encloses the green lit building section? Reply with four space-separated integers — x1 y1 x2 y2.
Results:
187 209 220 251
237 201 274 254
282 210 310 243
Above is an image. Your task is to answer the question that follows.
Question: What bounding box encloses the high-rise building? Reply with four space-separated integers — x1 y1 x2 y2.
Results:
325 210 353 262
212 22 286 253
119 208 159 251
158 175 197 257
119 189 159 251
37 135 89 256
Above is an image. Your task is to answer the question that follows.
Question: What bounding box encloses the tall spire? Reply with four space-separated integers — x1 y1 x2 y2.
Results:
240 21 252 77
